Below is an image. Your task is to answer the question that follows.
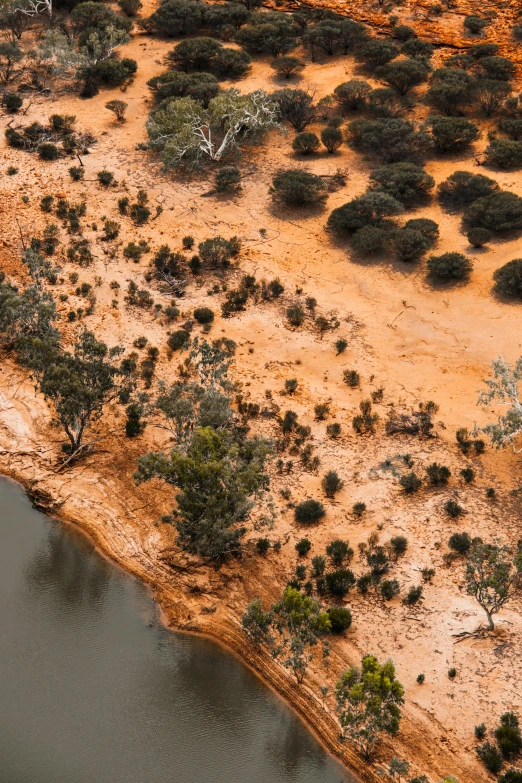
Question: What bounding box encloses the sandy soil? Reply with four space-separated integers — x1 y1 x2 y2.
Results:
2 4 522 782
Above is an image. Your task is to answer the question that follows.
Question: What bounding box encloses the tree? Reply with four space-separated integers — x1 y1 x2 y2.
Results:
169 37 222 71
389 757 410 782
321 126 342 153
347 118 431 163
465 192 522 231
494 260 522 299
476 79 510 116
369 162 434 205
147 89 280 167
335 655 404 760
0 41 23 86
333 79 371 111
375 58 429 95
328 191 404 233
292 131 320 155
401 38 434 59
270 55 304 79
270 586 331 683
426 68 476 116
427 253 473 281
327 607 352 633
355 39 398 69
428 116 480 152
484 139 522 170
295 499 325 523
235 21 297 58
272 87 316 132
35 330 134 455
140 0 204 37
464 542 522 630
478 356 522 449
438 171 499 205
270 169 328 206
105 99 127 122
478 56 515 82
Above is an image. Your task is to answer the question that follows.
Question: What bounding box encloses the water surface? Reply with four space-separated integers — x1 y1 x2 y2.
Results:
0 477 351 783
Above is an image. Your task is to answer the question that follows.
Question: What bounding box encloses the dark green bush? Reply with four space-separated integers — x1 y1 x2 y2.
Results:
295 499 325 524
256 537 270 555
97 170 115 187
333 79 371 110
355 39 398 70
404 585 422 604
328 191 404 233
369 162 434 204
390 535 408 558
467 227 491 247
215 166 241 193
465 192 522 231
271 169 327 206
375 58 430 95
3 92 22 113
272 88 316 132
477 742 503 774
38 143 59 161
448 531 471 554
380 579 400 600
325 568 356 596
499 771 522 783
495 713 522 759
494 259 522 298
403 218 439 244
427 67 476 116
295 538 311 556
292 132 320 155
464 15 489 34
286 305 305 326
425 462 451 485
438 171 499 206
326 606 352 633
167 329 190 350
475 723 487 740
311 554 326 577
322 471 344 499
427 252 473 281
429 116 480 152
321 126 343 153
444 499 463 518
326 538 353 565
350 226 388 255
484 139 522 170
347 117 430 162
400 471 422 493
390 229 430 262
270 55 305 79
193 306 214 324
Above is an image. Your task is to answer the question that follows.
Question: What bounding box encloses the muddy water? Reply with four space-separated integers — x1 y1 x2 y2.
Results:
0 477 351 783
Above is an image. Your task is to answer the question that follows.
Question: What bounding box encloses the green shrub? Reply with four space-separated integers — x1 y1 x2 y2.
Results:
375 58 430 95
325 568 356 596
464 15 489 34
495 713 522 759
335 337 348 354
438 171 499 206
38 143 59 160
357 573 372 593
380 579 400 600
465 191 522 231
350 226 388 255
448 531 471 554
485 139 522 170
311 554 326 576
404 585 422 604
256 537 270 555
334 79 371 110
286 305 305 326
427 252 473 281
448 667 457 679
97 170 115 187
355 39 398 70
193 306 214 324
400 471 422 493
369 162 434 205
390 536 408 558
295 499 325 524
352 502 366 517
322 470 344 498
477 742 503 774
271 169 328 206
403 217 439 244
295 538 311 556
444 499 463 518
167 329 190 350
347 117 430 162
467 227 491 247
426 462 451 485
118 0 142 15
69 166 84 182
475 723 487 740
326 607 352 633
343 369 360 387
3 92 22 113
460 467 475 483
215 166 241 192
326 538 353 565
321 126 343 153
390 228 430 262
416 673 425 684
292 132 320 155
271 55 305 79
499 771 522 783
429 116 480 152
328 191 404 233
493 259 522 298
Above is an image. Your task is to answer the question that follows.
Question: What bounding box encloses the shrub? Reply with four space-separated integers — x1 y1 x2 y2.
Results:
106 99 128 122
464 15 489 34
3 91 22 112
167 329 190 350
292 132 320 155
400 471 422 493
333 79 371 110
499 772 522 783
438 171 499 206
327 422 342 439
118 0 142 15
417 673 425 684
215 166 241 193
322 470 344 498
272 88 315 132
328 192 404 233
477 742 503 774
326 539 353 565
321 126 343 154
355 39 398 70
493 259 522 298
485 139 522 170
429 116 480 152
296 538 311 556
235 22 297 58
425 462 451 485
497 117 522 141
467 227 491 247
390 536 408 558
102 220 120 240
286 305 304 326
295 499 325 524
402 38 434 58
350 226 388 255
326 607 352 633
476 80 510 116
404 585 422 604
69 166 84 181
465 192 522 231
343 369 360 387
475 723 487 740
375 58 430 95
478 56 515 82
403 218 439 244
427 252 473 281
193 306 214 324
311 554 326 577
325 568 356 596
448 667 457 679
38 143 59 160
353 502 366 517
94 58 137 86
271 169 327 206
256 537 270 555
495 713 522 759
427 68 476 116
347 117 430 163
448 531 471 554
140 0 204 37
390 229 429 262
369 162 434 205
97 170 115 187
444 499 463 518
460 467 475 483
199 236 240 268
271 56 305 79
380 579 400 600
357 573 372 593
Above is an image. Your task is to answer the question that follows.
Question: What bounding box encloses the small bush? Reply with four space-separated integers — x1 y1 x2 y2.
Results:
334 80 371 110
467 227 491 247
215 166 241 193
460 467 475 483
325 568 356 596
380 579 400 600
311 555 326 577
38 143 59 160
493 259 522 298
390 229 429 262
427 252 473 281
477 742 503 774
295 499 325 524
292 132 320 155
404 585 422 604
485 139 522 170
400 471 422 493
106 99 128 122
403 218 439 245
295 538 311 556
438 171 499 206
328 191 404 233
499 771 522 783
444 499 463 518
271 56 305 79
322 470 344 498
69 166 84 182
256 537 270 555
167 329 190 350
475 723 487 740
495 713 522 759
352 502 366 517
326 539 353 566
350 226 387 255
464 15 489 34
97 170 115 187
321 126 343 153
429 116 479 152
448 531 471 554
326 607 352 633
3 92 22 113
390 536 408 558
193 306 214 324
102 220 120 241
118 0 142 15
343 369 360 388
286 305 305 326
335 337 348 354
425 463 451 485
417 673 425 684
271 169 328 206
327 422 342 439
448 667 457 679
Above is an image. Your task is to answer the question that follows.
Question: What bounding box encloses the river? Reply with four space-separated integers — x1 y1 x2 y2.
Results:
0 476 352 783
